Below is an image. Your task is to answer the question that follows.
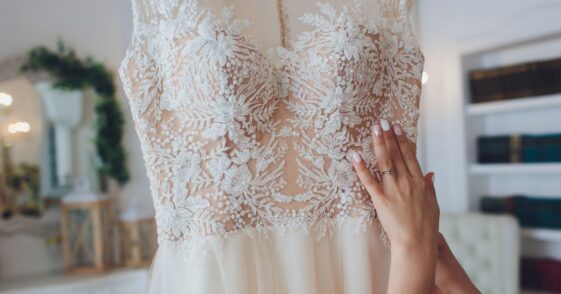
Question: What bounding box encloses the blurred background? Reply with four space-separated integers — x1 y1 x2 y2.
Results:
0 0 560 293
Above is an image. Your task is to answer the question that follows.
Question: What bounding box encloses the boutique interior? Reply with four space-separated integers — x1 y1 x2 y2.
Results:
1 0 561 293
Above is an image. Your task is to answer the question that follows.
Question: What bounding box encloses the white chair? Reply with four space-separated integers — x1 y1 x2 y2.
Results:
440 213 520 294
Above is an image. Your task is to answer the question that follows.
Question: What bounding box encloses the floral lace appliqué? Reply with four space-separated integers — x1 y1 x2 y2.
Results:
119 0 424 245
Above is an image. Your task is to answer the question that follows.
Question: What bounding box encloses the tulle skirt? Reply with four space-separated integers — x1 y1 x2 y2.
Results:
146 219 391 294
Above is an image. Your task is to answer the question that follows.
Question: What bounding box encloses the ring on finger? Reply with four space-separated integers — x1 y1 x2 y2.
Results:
380 167 393 176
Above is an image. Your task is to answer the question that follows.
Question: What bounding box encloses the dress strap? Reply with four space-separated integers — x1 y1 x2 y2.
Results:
275 0 290 49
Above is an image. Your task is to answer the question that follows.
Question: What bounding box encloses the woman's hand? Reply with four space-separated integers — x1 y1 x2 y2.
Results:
350 119 440 255
434 234 481 294
350 119 440 294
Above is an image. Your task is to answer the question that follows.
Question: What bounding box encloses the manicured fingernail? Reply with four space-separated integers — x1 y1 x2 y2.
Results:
373 124 383 137
380 119 390 131
351 150 362 164
431 173 435 182
392 124 403 136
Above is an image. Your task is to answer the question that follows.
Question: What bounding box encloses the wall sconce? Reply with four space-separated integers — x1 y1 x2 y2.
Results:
0 92 13 118
0 92 13 106
7 122 31 135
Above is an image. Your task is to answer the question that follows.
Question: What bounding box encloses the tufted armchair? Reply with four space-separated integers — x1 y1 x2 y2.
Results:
439 213 520 294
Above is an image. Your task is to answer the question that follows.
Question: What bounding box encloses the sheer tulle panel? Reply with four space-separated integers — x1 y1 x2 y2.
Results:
146 220 391 294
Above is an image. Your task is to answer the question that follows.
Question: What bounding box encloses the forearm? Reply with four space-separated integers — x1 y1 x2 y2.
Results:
435 260 481 294
434 234 481 294
387 242 437 294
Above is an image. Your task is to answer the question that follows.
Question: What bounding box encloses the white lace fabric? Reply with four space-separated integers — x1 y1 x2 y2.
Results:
119 0 424 246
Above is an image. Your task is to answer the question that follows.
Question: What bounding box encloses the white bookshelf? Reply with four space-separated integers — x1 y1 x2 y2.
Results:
460 28 561 293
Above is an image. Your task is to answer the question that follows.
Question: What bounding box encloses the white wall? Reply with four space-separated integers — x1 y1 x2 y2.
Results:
6 0 538 215
0 78 43 166
0 0 153 213
0 0 427 216
417 0 561 212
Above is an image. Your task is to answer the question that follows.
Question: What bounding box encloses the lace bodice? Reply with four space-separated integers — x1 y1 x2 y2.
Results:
119 0 424 245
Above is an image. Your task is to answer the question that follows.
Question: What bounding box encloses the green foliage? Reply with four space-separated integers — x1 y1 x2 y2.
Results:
21 40 129 187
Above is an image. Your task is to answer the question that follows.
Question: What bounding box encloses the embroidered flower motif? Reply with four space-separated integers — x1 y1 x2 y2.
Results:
321 86 362 134
152 20 178 64
174 151 202 183
327 160 356 191
221 165 252 196
206 154 232 183
201 93 250 142
186 6 252 67
172 151 202 196
191 17 238 66
327 17 364 61
119 0 424 243
299 2 373 61
157 197 210 237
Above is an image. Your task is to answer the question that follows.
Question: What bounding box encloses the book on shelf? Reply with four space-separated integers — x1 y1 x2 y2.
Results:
480 195 561 230
470 68 504 103
534 58 561 95
477 133 561 163
469 56 561 104
522 257 561 293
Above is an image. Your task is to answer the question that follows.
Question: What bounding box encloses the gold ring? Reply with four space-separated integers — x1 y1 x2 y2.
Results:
381 168 393 176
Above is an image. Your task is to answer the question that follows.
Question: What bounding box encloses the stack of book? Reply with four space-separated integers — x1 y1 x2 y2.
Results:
469 57 561 104
477 133 561 163
480 195 561 230
482 196 561 292
522 257 561 293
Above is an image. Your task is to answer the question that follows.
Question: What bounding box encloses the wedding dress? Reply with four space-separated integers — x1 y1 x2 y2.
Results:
119 0 424 293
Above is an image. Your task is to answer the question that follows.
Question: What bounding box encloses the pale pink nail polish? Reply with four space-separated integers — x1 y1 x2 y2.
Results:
380 119 390 131
392 124 403 136
351 151 362 164
373 125 383 137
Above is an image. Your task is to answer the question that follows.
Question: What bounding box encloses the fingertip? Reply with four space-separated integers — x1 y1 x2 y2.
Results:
380 119 391 132
372 124 383 139
391 123 403 137
424 172 435 183
350 150 362 165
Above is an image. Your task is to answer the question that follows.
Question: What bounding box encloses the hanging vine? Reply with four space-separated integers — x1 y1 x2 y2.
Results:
21 40 130 189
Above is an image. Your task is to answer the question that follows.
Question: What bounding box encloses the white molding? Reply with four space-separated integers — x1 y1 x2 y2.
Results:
457 3 561 55
522 228 561 243
466 93 561 116
470 163 561 175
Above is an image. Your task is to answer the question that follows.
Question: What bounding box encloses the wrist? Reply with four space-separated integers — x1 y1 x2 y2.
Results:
388 238 438 294
391 236 437 257
390 239 437 271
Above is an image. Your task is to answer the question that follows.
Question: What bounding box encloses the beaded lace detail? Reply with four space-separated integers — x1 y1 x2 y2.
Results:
119 0 424 244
